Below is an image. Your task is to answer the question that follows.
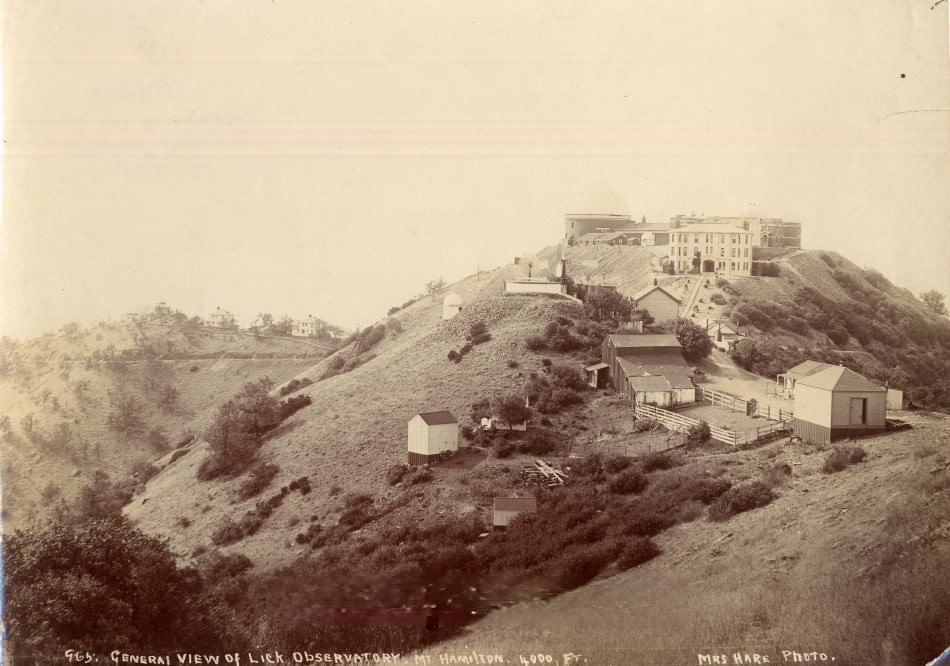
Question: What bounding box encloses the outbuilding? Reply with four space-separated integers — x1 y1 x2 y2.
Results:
442 293 463 320
407 410 459 465
632 285 681 322
584 362 610 389
792 366 886 444
492 496 538 528
776 360 833 398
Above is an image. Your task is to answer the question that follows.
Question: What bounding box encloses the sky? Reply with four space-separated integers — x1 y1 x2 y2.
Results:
1 0 948 338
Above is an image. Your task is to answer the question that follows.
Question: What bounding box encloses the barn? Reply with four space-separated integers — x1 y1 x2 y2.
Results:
602 333 688 391
791 366 886 444
632 285 681 323
407 410 459 465
492 496 538 528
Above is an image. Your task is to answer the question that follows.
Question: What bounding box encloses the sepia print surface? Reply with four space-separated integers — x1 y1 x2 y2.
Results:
2 2 949 665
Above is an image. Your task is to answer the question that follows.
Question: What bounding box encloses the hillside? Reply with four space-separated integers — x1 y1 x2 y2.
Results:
13 244 949 664
425 409 950 665
127 260 589 568
0 316 335 529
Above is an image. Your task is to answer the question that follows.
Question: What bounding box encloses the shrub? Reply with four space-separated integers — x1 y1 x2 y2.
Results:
471 333 492 345
469 321 489 339
525 336 547 351
448 350 460 363
708 482 775 521
762 463 792 488
640 452 679 472
760 262 781 277
609 469 648 495
633 419 654 433
557 546 616 590
685 422 711 448
710 293 727 306
211 518 245 546
405 467 433 485
190 365 199 372
517 430 557 456
616 538 661 570
507 360 519 369
823 446 867 474
495 441 514 458
279 378 313 397
460 343 473 355
604 455 633 473
237 462 280 501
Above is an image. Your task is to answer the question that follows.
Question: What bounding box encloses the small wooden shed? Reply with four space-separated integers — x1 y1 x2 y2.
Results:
492 496 538 528
407 410 459 465
792 366 886 444
632 285 681 323
584 362 609 389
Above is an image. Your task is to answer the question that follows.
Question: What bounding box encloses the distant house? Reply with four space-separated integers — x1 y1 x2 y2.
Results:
206 307 236 330
407 410 459 465
632 285 681 322
493 496 537 528
792 366 886 444
292 315 324 337
704 319 746 353
776 360 834 398
442 293 463 320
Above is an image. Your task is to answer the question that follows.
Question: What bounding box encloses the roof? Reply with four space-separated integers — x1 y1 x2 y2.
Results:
608 333 681 349
796 366 885 392
617 360 694 389
785 360 833 377
632 285 682 304
672 223 751 234
585 362 609 371
493 497 538 512
415 410 458 425
616 350 689 368
577 232 607 242
628 375 673 392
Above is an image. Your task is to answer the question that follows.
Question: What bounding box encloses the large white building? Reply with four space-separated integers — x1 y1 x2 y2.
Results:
668 224 754 276
292 315 324 337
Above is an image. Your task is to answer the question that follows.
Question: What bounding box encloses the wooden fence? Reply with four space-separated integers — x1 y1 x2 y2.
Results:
634 402 792 449
699 387 793 422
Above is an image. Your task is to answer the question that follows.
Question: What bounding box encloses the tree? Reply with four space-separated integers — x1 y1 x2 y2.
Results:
106 392 146 436
257 312 274 328
271 315 294 336
4 517 233 659
633 308 655 327
426 278 447 297
921 290 948 316
658 318 713 362
493 394 529 429
583 288 634 322
470 398 491 424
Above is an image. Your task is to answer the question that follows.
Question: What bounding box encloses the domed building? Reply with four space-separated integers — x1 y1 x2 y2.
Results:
442 292 463 320
563 182 669 246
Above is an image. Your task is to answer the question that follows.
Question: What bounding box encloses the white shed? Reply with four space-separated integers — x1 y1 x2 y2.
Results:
792 366 886 444
407 410 459 465
442 293 463 320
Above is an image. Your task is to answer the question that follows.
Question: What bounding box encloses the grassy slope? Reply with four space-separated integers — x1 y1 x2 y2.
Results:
426 411 950 665
0 320 332 529
127 263 590 568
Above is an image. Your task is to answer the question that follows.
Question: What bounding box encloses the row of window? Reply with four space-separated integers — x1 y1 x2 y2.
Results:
673 260 751 272
673 247 749 258
673 233 750 244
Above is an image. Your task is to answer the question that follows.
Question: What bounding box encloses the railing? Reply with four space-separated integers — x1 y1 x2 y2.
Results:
634 401 792 449
699 387 793 422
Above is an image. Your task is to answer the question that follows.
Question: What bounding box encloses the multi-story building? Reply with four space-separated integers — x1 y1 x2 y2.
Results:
668 224 754 276
669 214 801 249
206 306 237 329
291 315 325 337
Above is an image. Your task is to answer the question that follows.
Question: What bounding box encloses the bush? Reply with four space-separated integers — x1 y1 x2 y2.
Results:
710 293 727 306
609 469 648 495
557 545 617 590
237 462 280 501
525 336 547 351
279 378 313 397
471 333 492 345
507 360 519 369
762 462 792 488
616 538 661 570
604 455 633 473
211 518 245 546
469 321 489 339
823 446 867 474
708 482 775 521
517 430 557 456
760 262 781 277
685 422 711 448
494 441 514 458
640 452 679 472
448 350 460 363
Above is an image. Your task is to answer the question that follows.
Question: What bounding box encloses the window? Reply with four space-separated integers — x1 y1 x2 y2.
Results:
731 248 736 257
849 398 867 424
730 262 735 271
744 248 749 257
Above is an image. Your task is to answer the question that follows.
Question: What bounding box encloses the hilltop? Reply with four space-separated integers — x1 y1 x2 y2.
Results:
0 314 336 529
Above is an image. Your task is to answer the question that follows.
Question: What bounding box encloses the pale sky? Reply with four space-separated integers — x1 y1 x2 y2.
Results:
2 0 948 338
